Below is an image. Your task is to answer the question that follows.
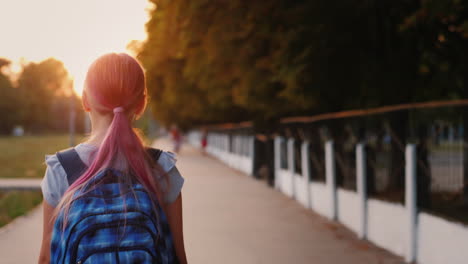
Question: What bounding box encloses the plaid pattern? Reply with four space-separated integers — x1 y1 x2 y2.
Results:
50 169 178 264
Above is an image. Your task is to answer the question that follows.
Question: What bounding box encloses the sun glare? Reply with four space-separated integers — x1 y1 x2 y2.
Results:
0 0 151 95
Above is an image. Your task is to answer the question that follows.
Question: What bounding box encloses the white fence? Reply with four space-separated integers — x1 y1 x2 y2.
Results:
188 130 468 264
274 136 468 264
187 131 255 176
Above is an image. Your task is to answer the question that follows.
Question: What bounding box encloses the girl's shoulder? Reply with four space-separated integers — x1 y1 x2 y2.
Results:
150 148 177 173
42 153 69 207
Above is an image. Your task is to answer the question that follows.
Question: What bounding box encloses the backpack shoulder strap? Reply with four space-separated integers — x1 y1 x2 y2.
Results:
56 148 88 186
147 147 163 163
57 147 163 186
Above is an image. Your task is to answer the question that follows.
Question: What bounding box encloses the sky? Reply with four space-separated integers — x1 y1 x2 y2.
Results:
0 0 152 95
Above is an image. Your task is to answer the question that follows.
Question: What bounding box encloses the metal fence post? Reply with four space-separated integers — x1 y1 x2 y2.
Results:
69 81 76 147
405 144 417 263
302 141 311 208
288 138 296 199
356 143 367 239
274 137 281 190
249 136 255 176
325 140 337 220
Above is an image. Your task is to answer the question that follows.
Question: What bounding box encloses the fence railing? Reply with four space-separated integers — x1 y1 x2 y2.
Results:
188 99 468 264
274 137 419 260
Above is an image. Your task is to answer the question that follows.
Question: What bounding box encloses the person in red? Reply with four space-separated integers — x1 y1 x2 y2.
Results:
201 129 208 155
170 124 182 153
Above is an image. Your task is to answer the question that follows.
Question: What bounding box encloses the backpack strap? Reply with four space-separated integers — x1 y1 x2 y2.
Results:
147 147 163 164
56 147 164 186
56 148 88 186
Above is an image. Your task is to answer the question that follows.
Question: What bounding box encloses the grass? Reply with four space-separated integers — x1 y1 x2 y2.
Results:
0 134 85 179
0 134 84 228
0 191 43 228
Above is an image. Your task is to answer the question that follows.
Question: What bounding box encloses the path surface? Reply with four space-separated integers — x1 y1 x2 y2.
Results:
159 140 403 264
0 138 404 264
0 205 42 263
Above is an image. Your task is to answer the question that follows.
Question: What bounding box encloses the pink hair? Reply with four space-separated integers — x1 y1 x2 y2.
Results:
55 53 166 225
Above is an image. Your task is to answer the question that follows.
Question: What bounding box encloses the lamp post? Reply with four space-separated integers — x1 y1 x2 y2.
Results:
69 78 76 147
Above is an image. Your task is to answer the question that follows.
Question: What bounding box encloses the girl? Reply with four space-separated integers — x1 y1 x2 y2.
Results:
38 53 187 263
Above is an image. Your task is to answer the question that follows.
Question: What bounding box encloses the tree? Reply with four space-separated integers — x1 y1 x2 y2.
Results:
139 0 327 129
0 58 22 134
16 58 72 133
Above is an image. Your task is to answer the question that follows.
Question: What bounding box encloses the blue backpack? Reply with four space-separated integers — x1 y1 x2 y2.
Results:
50 148 178 264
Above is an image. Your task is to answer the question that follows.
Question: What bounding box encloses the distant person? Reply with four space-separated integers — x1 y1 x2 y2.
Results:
12 125 24 137
201 130 208 155
170 125 182 153
38 53 187 264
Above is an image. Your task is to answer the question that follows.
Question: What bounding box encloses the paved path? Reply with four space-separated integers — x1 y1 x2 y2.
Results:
0 139 404 263
169 141 404 264
0 205 42 263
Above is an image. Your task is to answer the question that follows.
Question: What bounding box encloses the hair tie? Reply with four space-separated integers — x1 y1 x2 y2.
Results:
113 107 124 114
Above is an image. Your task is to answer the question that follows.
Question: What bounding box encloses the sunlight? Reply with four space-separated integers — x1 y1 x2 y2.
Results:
0 0 151 95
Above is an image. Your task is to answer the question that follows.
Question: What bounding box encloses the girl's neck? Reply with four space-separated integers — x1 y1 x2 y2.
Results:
85 112 113 146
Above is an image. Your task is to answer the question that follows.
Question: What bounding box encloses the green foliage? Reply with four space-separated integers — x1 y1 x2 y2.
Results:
17 58 70 132
0 191 42 228
0 57 85 134
139 0 318 129
135 106 159 142
400 0 468 97
0 59 21 134
138 0 468 130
